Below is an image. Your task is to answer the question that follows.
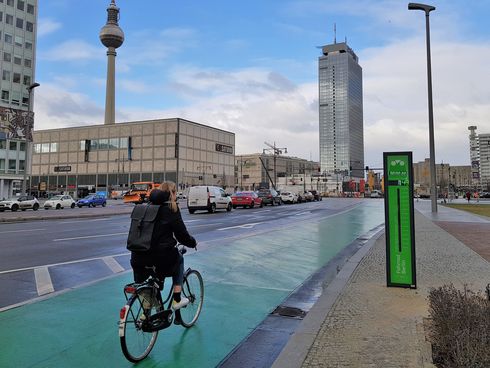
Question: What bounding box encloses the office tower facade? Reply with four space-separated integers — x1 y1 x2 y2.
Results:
468 125 480 185
0 0 38 199
318 42 364 178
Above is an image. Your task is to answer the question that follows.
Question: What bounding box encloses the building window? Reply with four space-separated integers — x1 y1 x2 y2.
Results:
16 18 23 29
1 90 9 102
6 0 13 6
14 56 21 65
0 12 3 21
50 142 58 153
9 141 17 150
34 143 41 153
2 70 10 81
3 52 11 62
20 141 26 151
0 140 6 149
22 96 28 107
23 75 31 85
4 34 13 44
26 21 33 32
6 13 13 24
79 140 86 151
41 143 49 153
8 159 16 173
13 73 21 83
0 159 4 173
27 3 34 14
11 91 20 105
24 58 31 67
14 35 22 47
17 0 24 10
25 41 32 50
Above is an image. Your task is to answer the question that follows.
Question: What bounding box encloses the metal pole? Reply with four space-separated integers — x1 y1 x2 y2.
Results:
425 10 437 212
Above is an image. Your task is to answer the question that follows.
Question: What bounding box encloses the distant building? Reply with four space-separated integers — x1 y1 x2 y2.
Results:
318 41 364 178
235 154 318 191
413 158 472 194
0 0 38 199
467 125 490 190
32 118 235 198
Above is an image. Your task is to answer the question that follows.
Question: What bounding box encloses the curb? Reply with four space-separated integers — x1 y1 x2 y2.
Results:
271 226 385 368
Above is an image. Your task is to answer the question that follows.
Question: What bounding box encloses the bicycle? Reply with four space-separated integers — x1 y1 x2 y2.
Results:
118 246 204 363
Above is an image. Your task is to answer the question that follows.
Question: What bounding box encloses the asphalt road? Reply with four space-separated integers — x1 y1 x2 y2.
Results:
0 199 363 310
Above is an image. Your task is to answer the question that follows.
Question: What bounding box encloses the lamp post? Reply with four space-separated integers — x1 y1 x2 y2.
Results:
22 82 40 195
408 2 437 213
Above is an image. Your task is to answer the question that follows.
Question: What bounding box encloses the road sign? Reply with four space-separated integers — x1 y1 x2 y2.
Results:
383 152 416 288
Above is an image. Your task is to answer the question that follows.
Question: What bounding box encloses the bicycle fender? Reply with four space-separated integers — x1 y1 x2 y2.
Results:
119 305 130 337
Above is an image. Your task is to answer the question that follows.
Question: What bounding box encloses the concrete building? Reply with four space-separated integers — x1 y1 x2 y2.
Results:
413 158 472 195
0 0 38 199
466 125 490 190
235 154 319 191
32 118 235 198
318 41 364 178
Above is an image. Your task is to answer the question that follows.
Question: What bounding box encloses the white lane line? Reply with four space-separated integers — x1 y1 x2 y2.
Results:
34 267 54 296
217 222 262 231
184 219 201 223
59 218 117 224
102 256 125 273
53 232 127 242
0 252 130 275
0 228 45 234
295 211 312 216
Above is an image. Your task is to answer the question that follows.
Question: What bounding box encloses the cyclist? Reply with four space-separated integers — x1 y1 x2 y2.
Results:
130 181 197 324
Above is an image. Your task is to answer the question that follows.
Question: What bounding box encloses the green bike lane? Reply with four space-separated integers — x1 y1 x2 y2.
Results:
0 200 384 367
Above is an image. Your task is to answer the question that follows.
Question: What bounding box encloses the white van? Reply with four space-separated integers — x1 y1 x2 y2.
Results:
187 186 232 214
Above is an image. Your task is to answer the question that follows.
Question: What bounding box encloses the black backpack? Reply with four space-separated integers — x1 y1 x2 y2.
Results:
127 204 161 252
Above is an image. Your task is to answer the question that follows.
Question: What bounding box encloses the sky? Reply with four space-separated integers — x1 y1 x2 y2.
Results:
33 0 490 169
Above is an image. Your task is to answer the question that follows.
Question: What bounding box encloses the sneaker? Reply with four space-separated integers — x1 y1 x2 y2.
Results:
172 297 189 310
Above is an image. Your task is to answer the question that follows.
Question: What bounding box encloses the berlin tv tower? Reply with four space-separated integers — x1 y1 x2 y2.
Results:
99 0 124 125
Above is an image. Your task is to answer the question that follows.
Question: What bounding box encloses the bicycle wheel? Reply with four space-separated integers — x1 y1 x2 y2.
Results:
180 269 204 327
119 289 160 362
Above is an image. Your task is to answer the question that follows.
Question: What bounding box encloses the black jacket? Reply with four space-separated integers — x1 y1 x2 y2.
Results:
130 205 196 273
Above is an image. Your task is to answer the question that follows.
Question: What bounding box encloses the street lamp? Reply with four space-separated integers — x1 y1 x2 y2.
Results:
408 2 437 213
22 82 40 195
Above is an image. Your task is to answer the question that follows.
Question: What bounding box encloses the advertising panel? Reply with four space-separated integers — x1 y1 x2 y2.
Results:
383 152 416 288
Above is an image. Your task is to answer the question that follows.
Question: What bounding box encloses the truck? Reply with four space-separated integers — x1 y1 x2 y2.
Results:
122 182 160 204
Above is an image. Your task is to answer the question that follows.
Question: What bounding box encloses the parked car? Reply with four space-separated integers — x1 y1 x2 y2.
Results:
310 190 322 201
76 194 107 208
303 191 314 202
231 191 263 209
177 192 187 200
0 195 39 212
280 191 298 204
257 188 282 206
480 191 490 198
370 190 383 198
44 195 76 210
187 186 232 214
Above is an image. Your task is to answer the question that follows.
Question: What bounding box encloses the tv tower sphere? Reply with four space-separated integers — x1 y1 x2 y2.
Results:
99 0 124 49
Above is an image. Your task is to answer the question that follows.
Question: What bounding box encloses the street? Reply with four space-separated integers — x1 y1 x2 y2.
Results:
0 198 385 367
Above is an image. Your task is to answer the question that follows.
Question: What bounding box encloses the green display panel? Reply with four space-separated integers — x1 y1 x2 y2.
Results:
383 152 416 288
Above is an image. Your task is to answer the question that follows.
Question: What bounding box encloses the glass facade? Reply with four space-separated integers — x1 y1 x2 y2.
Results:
319 42 364 178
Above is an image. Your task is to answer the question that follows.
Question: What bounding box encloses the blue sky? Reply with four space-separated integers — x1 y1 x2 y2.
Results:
34 0 490 167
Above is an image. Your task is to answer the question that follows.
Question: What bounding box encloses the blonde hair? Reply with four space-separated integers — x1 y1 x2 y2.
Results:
159 181 178 213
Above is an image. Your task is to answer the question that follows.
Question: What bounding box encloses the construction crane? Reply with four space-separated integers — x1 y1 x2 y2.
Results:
262 142 288 190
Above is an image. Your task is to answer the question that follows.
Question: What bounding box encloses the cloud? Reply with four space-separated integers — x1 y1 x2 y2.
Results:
38 40 104 62
37 18 62 37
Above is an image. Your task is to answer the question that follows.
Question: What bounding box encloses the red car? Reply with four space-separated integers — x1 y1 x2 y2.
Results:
231 191 263 209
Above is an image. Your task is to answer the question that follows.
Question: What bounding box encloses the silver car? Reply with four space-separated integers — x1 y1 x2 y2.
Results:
0 195 40 212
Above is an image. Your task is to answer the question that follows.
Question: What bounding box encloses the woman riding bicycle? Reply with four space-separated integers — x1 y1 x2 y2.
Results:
130 181 197 324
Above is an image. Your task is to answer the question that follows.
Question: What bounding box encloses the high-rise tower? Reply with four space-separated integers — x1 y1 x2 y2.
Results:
318 41 364 178
0 0 38 198
99 0 124 125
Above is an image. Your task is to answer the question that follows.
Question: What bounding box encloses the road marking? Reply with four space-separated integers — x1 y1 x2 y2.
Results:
217 222 262 231
34 267 54 296
53 232 127 242
0 228 45 234
102 256 125 273
58 218 117 224
295 211 312 216
0 252 130 275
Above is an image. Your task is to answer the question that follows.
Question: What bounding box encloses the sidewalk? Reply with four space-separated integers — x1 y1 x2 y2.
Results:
273 201 490 368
